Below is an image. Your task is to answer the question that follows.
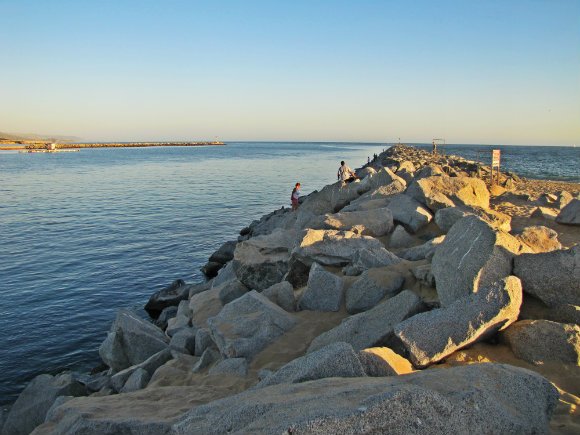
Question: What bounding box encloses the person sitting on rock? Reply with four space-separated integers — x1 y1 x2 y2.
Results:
291 182 301 211
337 161 358 184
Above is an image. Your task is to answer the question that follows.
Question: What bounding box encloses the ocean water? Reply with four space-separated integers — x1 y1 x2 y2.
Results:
0 142 577 405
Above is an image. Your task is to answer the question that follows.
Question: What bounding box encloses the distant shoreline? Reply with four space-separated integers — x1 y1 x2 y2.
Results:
0 141 225 150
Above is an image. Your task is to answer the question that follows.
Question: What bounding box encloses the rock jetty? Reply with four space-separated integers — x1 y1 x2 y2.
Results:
3 144 579 435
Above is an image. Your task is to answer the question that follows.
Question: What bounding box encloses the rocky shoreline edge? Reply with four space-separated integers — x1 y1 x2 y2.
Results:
2 144 579 434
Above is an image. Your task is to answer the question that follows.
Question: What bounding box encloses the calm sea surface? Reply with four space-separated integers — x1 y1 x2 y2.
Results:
0 142 578 404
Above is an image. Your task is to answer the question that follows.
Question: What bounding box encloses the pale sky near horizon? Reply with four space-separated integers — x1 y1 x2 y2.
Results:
1 0 579 145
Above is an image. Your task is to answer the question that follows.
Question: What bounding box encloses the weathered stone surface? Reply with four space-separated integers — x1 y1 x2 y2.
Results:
515 225 561 253
502 320 580 365
397 236 445 261
310 208 394 237
367 167 406 191
211 261 236 288
357 166 376 178
411 264 435 287
414 164 444 180
3 373 86 435
232 229 294 290
144 279 191 317
431 216 524 307
292 229 392 267
342 247 402 276
189 286 223 329
298 263 344 312
216 279 248 305
386 194 432 233
345 268 405 314
98 309 169 372
367 180 408 199
208 358 248 377
308 290 423 353
388 225 417 249
284 255 311 288
396 160 416 173
169 327 197 355
154 306 178 330
208 240 237 265
207 291 297 359
513 245 580 307
556 198 580 225
194 328 214 356
120 368 150 393
434 205 511 233
261 281 295 312
200 261 222 278
191 348 221 373
406 175 490 212
530 206 558 220
395 276 522 368
172 364 558 435
110 349 173 392
358 347 415 376
165 300 191 337
257 342 366 388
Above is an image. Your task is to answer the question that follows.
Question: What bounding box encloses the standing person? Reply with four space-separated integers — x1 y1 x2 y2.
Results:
337 161 357 184
291 182 301 211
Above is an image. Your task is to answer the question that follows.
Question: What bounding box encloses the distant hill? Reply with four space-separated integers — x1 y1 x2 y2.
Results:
0 131 80 142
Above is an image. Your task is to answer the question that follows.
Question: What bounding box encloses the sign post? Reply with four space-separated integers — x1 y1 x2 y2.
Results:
491 149 501 186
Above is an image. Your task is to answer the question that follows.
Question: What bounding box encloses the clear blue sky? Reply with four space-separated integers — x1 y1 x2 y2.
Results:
1 0 579 144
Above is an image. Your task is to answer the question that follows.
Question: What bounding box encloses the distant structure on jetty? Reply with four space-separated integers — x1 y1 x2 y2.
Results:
21 141 225 150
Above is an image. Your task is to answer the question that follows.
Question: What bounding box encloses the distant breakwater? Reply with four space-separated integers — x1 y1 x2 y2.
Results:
21 141 225 150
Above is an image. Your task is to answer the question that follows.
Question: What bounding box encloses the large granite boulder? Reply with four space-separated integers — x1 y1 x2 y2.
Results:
256 342 366 388
232 229 295 291
388 225 418 249
342 246 402 276
308 290 423 353
397 235 445 261
189 286 224 328
3 373 86 435
345 268 405 314
502 319 580 365
513 245 580 307
172 364 558 434
358 347 415 376
385 194 432 233
292 229 393 267
144 279 191 317
367 167 406 190
434 206 511 233
261 281 295 311
298 263 344 312
406 175 490 212
208 240 237 265
395 276 522 368
556 198 580 225
431 216 524 307
310 208 394 237
515 225 561 253
207 291 297 360
110 349 173 392
98 309 169 372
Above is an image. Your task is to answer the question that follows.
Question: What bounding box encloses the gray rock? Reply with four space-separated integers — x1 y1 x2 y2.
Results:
308 290 423 353
200 261 222 278
144 279 191 317
531 206 558 220
216 279 248 305
188 281 212 298
110 348 173 392
515 225 561 253
98 309 169 372
395 276 522 368
432 216 524 307
406 175 490 212
189 286 224 329
310 208 395 237
345 268 405 314
298 263 344 312
502 319 580 365
292 229 393 268
191 348 221 373
194 328 214 356
232 229 294 290
284 255 311 289
209 240 237 264
43 395 75 425
396 160 416 173
208 358 248 377
172 364 558 435
256 342 366 388
367 167 406 191
84 371 112 393
388 225 417 249
261 281 295 311
207 291 297 359
386 194 432 233
2 373 86 435
513 245 580 307
120 368 151 393
211 261 237 288
358 347 415 376
411 264 435 287
414 164 444 180
434 205 511 233
397 235 445 261
169 327 197 355
556 198 580 225
154 306 178 330
165 300 191 337
343 247 402 276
